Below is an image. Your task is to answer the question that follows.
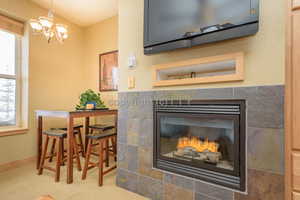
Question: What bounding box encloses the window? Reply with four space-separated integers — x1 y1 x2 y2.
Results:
0 30 21 128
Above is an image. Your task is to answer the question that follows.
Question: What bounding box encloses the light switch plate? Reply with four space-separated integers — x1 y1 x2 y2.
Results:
128 76 135 89
128 54 137 69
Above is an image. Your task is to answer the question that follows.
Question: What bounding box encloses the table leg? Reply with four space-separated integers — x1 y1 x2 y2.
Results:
67 116 74 184
36 116 43 169
85 117 90 152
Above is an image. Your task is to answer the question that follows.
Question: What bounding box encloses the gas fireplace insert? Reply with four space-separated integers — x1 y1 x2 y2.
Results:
153 100 246 191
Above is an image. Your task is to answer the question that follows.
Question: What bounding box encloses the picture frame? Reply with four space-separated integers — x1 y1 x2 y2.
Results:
99 50 118 92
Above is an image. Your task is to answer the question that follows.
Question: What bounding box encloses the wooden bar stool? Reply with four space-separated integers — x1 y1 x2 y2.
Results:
86 124 115 156
82 132 117 186
54 125 85 157
38 129 82 182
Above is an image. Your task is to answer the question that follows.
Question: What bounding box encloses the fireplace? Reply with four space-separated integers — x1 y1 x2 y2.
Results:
153 100 246 191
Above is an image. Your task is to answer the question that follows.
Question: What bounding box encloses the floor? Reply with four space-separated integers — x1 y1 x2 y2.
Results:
0 160 147 200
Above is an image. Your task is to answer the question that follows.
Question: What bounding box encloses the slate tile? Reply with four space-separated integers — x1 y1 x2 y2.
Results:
233 86 257 100
117 117 127 144
117 142 127 169
127 118 139 146
153 90 192 101
195 193 219 200
163 173 195 191
139 118 153 148
256 85 284 99
248 97 283 129
138 147 163 180
247 127 284 174
127 145 139 172
235 169 284 200
163 183 194 200
233 85 284 128
116 169 138 193
195 181 234 200
193 88 234 99
138 175 163 200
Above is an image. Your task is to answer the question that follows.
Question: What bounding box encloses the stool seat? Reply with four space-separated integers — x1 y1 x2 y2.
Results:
45 129 79 137
48 128 84 157
88 124 114 131
44 130 67 138
86 132 117 140
56 125 83 131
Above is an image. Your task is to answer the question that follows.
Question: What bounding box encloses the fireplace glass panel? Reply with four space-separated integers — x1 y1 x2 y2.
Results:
159 115 236 172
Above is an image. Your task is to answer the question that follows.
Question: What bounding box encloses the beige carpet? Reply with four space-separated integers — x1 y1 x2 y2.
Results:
0 160 147 200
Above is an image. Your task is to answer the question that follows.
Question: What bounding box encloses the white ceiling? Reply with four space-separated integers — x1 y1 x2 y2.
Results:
31 0 118 27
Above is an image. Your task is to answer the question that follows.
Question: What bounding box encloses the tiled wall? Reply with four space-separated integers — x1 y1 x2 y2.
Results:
117 85 284 200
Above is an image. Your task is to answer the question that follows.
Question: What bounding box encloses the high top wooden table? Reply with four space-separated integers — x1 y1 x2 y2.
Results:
35 109 118 184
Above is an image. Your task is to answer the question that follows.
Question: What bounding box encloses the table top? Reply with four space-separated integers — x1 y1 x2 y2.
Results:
35 109 118 118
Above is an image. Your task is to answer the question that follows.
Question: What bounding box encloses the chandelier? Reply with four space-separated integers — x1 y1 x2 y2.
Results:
29 0 68 43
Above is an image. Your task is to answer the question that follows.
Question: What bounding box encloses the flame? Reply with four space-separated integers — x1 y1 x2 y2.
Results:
177 137 219 153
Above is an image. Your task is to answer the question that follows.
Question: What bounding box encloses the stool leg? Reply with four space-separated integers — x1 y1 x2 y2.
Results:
77 128 85 157
98 139 104 186
84 136 89 155
38 136 49 175
105 138 109 167
73 136 82 171
82 139 92 180
49 139 56 162
85 129 93 153
111 136 117 161
55 138 63 182
61 140 65 166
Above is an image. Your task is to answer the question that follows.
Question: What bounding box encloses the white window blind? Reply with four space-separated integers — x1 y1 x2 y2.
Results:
0 30 19 127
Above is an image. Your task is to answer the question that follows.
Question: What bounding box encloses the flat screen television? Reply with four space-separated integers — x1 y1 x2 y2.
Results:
144 0 259 54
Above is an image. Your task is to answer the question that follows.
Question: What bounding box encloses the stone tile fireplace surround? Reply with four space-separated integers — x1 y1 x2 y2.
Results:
116 85 284 200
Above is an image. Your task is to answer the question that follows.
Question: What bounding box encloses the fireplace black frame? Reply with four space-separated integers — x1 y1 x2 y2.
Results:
153 100 246 191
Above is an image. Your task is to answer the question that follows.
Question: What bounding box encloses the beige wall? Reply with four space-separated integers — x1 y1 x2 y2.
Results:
119 0 285 92
83 16 118 109
0 0 84 164
83 16 118 125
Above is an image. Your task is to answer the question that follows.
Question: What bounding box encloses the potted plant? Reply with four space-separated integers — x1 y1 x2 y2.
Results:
75 89 107 110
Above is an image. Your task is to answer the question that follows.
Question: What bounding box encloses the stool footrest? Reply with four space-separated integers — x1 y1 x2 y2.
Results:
103 165 117 175
43 166 56 172
91 152 100 157
87 165 96 170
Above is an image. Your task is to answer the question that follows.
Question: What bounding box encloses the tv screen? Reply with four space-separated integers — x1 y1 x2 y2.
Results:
144 0 259 54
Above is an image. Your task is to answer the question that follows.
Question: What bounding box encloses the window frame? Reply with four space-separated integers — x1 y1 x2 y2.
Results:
0 30 28 135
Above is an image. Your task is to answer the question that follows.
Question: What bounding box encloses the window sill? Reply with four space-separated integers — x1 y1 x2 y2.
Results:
0 128 29 137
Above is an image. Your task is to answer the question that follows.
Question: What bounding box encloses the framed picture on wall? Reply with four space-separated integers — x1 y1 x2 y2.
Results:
99 51 118 92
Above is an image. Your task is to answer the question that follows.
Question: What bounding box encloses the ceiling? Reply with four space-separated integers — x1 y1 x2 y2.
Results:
31 0 118 27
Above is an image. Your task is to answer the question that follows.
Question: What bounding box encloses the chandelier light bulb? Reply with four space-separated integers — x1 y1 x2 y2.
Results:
55 24 68 33
29 19 43 32
63 33 68 39
44 31 54 40
38 16 53 29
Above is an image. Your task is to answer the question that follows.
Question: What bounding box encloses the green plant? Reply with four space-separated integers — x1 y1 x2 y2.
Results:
75 89 106 110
